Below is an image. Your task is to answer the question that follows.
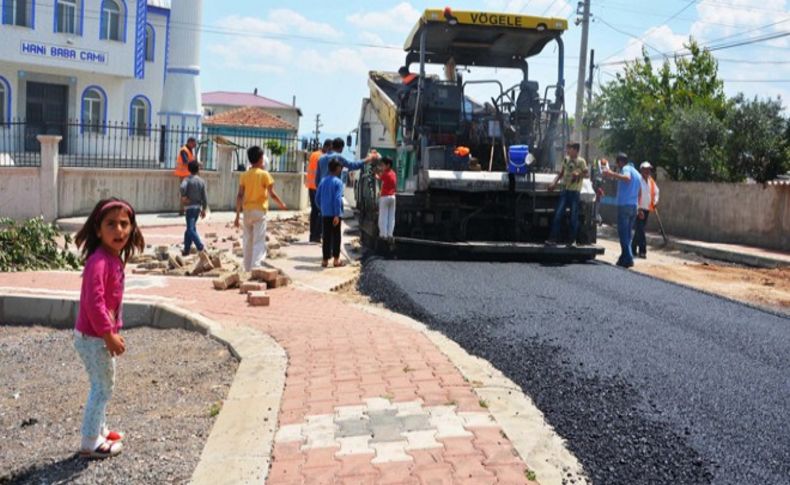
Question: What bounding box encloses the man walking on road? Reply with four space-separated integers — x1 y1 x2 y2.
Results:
547 142 588 246
306 139 332 243
604 153 641 268
234 146 287 271
174 137 198 215
631 161 660 259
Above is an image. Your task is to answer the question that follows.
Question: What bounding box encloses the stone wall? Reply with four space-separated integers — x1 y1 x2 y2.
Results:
0 138 307 221
602 181 790 251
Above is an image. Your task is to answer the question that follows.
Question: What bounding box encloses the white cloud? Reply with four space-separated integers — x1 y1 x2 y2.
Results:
690 0 790 47
347 2 421 33
208 37 292 74
300 48 369 74
484 0 574 18
216 10 342 39
620 24 688 62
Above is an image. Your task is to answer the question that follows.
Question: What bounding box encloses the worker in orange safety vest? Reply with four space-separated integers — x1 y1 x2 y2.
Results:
174 137 198 215
306 139 332 243
631 161 660 259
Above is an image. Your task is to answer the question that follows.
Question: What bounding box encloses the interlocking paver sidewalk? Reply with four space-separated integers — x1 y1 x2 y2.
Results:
0 218 540 484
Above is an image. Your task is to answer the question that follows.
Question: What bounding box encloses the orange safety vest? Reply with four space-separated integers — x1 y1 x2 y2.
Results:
174 145 194 177
644 177 658 211
402 73 417 85
306 150 321 190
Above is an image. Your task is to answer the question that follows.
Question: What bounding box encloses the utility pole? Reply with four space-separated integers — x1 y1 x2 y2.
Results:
584 49 595 161
312 114 323 149
574 0 591 145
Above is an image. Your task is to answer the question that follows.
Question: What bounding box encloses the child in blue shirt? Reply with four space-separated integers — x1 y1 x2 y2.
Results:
315 159 346 268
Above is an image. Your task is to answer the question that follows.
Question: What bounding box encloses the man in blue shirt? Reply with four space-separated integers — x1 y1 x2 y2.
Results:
604 152 642 268
314 138 378 189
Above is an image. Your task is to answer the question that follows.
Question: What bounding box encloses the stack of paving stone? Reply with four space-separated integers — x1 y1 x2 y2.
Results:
212 266 289 307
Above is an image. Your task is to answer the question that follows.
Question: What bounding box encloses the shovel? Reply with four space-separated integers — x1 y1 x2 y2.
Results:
654 208 669 245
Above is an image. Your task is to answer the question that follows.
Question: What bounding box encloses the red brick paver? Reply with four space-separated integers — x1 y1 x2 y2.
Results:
0 244 536 484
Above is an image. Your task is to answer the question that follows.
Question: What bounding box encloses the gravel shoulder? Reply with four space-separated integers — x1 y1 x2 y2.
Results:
0 326 238 485
596 237 790 315
359 259 790 485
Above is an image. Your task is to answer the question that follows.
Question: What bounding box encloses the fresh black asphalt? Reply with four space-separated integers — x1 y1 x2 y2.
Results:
359 260 790 485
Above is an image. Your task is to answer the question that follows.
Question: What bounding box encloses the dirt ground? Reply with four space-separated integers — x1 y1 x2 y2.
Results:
0 326 238 484
597 238 790 315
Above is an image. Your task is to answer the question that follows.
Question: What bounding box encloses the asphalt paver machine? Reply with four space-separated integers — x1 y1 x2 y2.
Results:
355 8 603 261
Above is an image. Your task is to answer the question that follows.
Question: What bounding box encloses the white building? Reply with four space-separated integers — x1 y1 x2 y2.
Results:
0 0 202 163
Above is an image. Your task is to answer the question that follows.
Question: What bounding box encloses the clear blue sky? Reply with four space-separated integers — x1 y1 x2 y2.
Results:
200 0 790 135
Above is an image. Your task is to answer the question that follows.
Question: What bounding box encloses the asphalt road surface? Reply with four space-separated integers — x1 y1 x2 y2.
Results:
360 260 790 485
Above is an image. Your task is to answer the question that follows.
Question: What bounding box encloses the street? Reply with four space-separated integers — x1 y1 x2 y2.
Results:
360 260 790 485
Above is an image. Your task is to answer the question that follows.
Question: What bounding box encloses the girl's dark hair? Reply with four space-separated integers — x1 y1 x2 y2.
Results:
75 197 145 264
381 157 393 167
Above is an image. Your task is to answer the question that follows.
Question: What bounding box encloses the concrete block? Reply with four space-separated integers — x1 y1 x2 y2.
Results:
267 276 289 289
239 282 264 294
247 291 270 306
213 273 240 290
170 255 183 268
205 232 218 238
251 267 279 283
210 255 222 269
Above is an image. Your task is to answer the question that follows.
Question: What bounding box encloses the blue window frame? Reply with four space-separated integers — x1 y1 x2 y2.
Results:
54 0 82 35
144 22 154 61
129 95 151 136
0 76 11 125
100 0 126 42
2 0 34 28
81 85 107 134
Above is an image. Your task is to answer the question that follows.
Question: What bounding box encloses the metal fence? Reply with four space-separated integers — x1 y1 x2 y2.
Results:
0 120 41 167
0 119 308 172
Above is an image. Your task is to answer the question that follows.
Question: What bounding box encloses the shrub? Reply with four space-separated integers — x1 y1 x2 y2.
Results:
266 140 286 156
0 217 80 272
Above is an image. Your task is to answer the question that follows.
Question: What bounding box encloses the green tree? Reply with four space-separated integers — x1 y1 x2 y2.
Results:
588 40 728 180
668 105 728 181
725 94 790 183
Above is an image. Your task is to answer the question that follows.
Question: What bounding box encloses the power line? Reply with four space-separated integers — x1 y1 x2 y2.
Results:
691 0 789 14
31 3 405 52
595 17 668 57
597 0 696 63
598 30 790 66
541 0 560 16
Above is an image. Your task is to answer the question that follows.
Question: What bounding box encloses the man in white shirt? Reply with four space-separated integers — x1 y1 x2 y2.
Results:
632 161 660 259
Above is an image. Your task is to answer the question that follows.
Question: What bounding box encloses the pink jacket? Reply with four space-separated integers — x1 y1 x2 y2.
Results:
75 246 125 337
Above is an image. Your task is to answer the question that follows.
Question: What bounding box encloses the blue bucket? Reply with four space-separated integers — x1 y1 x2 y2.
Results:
508 145 529 175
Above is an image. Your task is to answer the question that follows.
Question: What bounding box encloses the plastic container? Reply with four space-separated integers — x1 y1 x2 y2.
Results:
508 145 529 175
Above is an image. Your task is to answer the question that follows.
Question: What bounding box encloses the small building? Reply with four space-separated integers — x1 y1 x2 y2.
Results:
203 106 300 172
202 90 302 134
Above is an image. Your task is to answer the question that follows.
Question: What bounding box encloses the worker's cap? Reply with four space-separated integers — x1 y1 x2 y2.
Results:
640 161 653 169
398 66 410 76
615 152 628 162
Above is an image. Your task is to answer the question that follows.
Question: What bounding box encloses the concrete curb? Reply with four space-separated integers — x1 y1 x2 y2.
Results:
599 225 788 269
352 303 588 485
0 292 286 485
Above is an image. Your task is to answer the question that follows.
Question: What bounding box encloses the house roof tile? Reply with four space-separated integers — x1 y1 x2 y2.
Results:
203 106 296 131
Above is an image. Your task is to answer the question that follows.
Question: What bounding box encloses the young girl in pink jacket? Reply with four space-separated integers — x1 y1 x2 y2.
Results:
73 198 145 458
